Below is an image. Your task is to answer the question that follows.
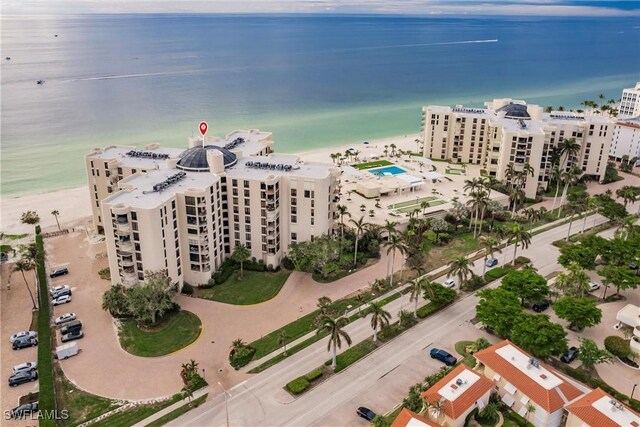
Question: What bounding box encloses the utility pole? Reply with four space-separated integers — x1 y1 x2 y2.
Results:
218 381 230 427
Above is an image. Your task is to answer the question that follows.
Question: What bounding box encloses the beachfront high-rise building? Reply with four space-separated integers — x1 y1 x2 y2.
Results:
86 130 339 287
619 82 640 119
610 116 640 162
421 98 613 199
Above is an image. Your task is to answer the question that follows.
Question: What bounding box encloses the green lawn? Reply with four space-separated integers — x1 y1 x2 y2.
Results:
195 270 290 305
543 182 587 197
445 168 464 175
352 160 393 170
422 232 482 271
53 365 122 426
454 341 477 368
91 395 183 427
396 199 445 213
1 244 13 253
3 233 29 240
325 339 377 372
146 394 209 427
119 310 202 357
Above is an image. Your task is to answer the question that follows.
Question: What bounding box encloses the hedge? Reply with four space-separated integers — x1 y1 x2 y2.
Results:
35 227 56 427
229 346 256 370
604 336 631 358
325 340 377 373
210 258 273 285
304 368 323 382
286 377 310 395
484 265 513 282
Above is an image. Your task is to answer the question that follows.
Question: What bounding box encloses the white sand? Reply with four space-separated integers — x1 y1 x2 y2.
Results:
0 133 421 235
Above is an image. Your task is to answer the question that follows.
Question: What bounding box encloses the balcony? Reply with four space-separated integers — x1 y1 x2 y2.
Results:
116 215 128 224
122 275 139 287
188 237 208 245
266 210 278 221
122 266 135 274
115 222 131 233
116 240 133 252
119 258 134 267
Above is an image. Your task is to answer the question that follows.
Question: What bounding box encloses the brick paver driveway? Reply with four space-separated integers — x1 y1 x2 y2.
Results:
46 231 403 400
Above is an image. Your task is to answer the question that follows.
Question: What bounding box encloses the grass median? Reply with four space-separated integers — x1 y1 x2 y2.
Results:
119 310 202 357
146 394 209 427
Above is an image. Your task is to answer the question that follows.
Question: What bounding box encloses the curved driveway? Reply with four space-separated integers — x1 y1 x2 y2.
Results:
46 232 403 400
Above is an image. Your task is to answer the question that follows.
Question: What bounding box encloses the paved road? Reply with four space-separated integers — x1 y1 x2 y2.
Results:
171 214 612 427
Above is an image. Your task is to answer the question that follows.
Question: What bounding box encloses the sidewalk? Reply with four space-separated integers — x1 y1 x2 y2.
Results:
131 386 211 427
241 211 599 373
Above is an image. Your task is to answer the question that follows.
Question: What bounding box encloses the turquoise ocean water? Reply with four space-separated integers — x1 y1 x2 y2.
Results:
1 14 639 196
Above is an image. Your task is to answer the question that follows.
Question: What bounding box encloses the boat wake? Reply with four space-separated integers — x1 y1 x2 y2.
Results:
332 39 499 52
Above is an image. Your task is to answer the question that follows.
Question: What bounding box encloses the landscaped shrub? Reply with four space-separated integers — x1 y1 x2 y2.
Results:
286 377 310 395
604 336 631 359
211 259 235 284
181 283 194 295
304 368 323 382
21 210 40 224
484 265 513 282
229 345 256 370
98 267 111 280
325 340 377 372
462 274 486 291
514 256 531 267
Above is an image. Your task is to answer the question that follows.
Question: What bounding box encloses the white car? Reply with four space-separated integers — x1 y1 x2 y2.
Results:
49 285 70 296
54 313 76 325
52 295 71 306
443 279 456 288
12 362 38 374
588 282 601 292
10 331 38 344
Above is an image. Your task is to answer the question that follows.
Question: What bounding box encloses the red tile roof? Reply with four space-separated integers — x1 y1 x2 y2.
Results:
390 408 439 427
420 364 493 420
565 388 640 427
474 340 584 413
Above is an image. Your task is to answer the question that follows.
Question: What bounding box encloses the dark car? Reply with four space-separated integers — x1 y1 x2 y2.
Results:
8 370 38 387
10 402 38 418
430 348 457 366
485 258 499 267
61 330 83 343
49 267 69 278
561 346 579 363
356 407 376 421
532 300 550 312
12 337 38 350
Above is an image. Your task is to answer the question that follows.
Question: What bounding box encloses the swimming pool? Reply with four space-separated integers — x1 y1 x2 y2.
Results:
369 165 407 176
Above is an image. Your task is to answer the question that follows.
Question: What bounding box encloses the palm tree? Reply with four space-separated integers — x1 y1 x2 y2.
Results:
494 225 509 265
558 138 581 169
479 235 501 276
13 258 37 310
617 215 637 241
557 166 582 217
409 277 428 317
464 178 482 231
525 403 536 422
508 224 532 264
553 271 571 300
51 209 61 231
368 302 391 342
550 165 562 211
349 216 367 266
316 315 352 371
567 262 590 298
420 200 429 216
447 256 472 286
616 185 638 208
427 398 446 423
390 143 397 156
231 244 251 279
336 204 351 252
467 190 489 237
317 296 333 314
383 220 398 239
509 187 525 215
181 384 194 405
278 330 289 356
384 233 406 287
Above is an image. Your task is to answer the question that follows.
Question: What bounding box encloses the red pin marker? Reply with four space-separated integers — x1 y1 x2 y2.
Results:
199 121 208 136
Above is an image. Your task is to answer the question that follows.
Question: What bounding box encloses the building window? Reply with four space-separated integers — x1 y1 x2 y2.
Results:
291 233 297 241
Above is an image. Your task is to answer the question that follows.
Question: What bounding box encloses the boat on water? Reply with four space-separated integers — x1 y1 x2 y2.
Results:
37 80 45 85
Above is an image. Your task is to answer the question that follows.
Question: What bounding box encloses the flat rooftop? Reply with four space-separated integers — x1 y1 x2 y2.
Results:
87 145 185 169
103 168 219 209
189 129 272 158
495 344 562 390
225 154 334 180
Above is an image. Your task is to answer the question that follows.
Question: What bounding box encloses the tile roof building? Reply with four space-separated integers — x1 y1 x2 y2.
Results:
565 388 640 427
474 340 587 427
390 408 439 427
420 364 493 427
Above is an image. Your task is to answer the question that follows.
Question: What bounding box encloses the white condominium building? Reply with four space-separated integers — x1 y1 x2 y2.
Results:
422 98 612 198
86 130 339 288
610 116 640 162
619 82 640 119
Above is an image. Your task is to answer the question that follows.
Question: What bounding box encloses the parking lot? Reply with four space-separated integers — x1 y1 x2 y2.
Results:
1 262 40 426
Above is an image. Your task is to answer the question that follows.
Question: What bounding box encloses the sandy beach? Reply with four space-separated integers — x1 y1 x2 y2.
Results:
0 133 421 235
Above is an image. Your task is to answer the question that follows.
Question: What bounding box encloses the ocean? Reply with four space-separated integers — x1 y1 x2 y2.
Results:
1 14 638 196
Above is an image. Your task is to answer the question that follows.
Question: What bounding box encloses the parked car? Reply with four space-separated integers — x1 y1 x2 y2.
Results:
588 282 601 292
13 338 38 350
49 284 70 296
430 348 457 366
61 330 83 343
9 402 38 419
52 288 72 299
52 295 72 306
485 258 499 267
443 279 456 288
356 407 377 421
532 300 550 312
12 361 37 374
49 266 69 278
54 312 76 325
10 331 37 343
8 370 38 387
60 320 82 335
561 346 579 363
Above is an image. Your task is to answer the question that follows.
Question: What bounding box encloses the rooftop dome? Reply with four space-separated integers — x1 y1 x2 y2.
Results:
496 102 531 119
176 145 237 172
